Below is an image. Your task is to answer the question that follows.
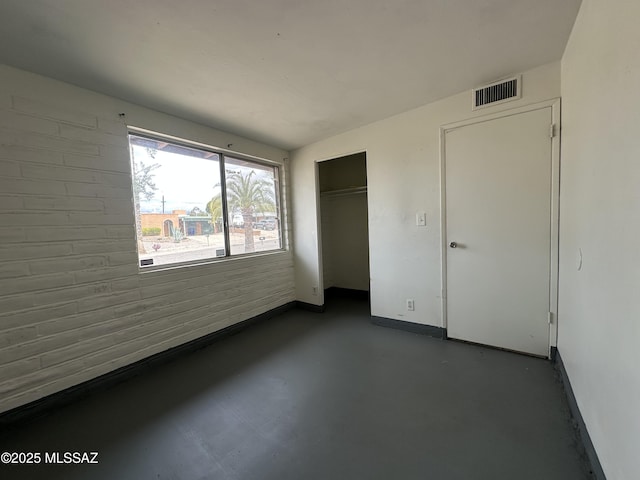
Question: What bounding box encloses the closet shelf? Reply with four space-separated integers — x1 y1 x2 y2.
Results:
320 186 367 198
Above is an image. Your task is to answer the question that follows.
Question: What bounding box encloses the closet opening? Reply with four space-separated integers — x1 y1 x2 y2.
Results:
317 152 370 304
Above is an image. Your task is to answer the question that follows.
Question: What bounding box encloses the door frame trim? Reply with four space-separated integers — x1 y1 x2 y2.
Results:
439 98 561 357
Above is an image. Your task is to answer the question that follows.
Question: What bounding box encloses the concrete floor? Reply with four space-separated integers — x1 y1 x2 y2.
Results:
0 297 591 480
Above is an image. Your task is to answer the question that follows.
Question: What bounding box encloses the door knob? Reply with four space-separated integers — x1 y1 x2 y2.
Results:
449 241 458 248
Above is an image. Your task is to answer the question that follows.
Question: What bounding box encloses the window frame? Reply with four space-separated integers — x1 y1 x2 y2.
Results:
128 127 286 270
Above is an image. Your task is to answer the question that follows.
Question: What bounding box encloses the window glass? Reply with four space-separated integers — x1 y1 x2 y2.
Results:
129 134 283 268
225 156 281 255
129 135 224 267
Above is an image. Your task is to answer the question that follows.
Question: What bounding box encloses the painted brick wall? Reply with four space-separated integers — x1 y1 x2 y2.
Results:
0 66 295 414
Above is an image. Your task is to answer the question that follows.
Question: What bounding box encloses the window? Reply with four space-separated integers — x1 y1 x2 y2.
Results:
128 132 283 268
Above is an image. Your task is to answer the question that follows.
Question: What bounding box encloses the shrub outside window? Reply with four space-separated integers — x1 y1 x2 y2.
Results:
128 132 283 268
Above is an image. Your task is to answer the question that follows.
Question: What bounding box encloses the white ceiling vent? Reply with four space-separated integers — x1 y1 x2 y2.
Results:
472 76 521 110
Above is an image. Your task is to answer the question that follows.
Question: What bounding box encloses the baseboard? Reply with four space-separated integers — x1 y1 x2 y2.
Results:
555 350 607 480
324 287 369 300
371 315 446 339
295 301 325 313
0 301 297 427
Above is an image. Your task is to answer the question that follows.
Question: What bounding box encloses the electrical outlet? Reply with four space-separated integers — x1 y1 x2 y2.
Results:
406 299 415 311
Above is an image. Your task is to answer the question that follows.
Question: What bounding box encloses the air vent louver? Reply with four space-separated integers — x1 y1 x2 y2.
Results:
472 76 521 110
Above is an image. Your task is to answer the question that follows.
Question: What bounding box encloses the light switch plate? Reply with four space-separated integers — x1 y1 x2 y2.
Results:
416 212 426 226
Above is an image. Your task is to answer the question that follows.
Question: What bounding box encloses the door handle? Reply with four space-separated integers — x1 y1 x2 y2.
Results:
449 241 458 248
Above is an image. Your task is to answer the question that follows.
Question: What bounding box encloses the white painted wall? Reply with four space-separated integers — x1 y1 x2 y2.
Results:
0 65 295 414
291 62 560 326
558 1 640 478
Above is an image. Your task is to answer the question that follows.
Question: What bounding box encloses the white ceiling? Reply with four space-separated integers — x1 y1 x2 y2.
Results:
0 0 581 150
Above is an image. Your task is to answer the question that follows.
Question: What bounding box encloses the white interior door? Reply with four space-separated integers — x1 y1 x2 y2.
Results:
444 107 553 357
